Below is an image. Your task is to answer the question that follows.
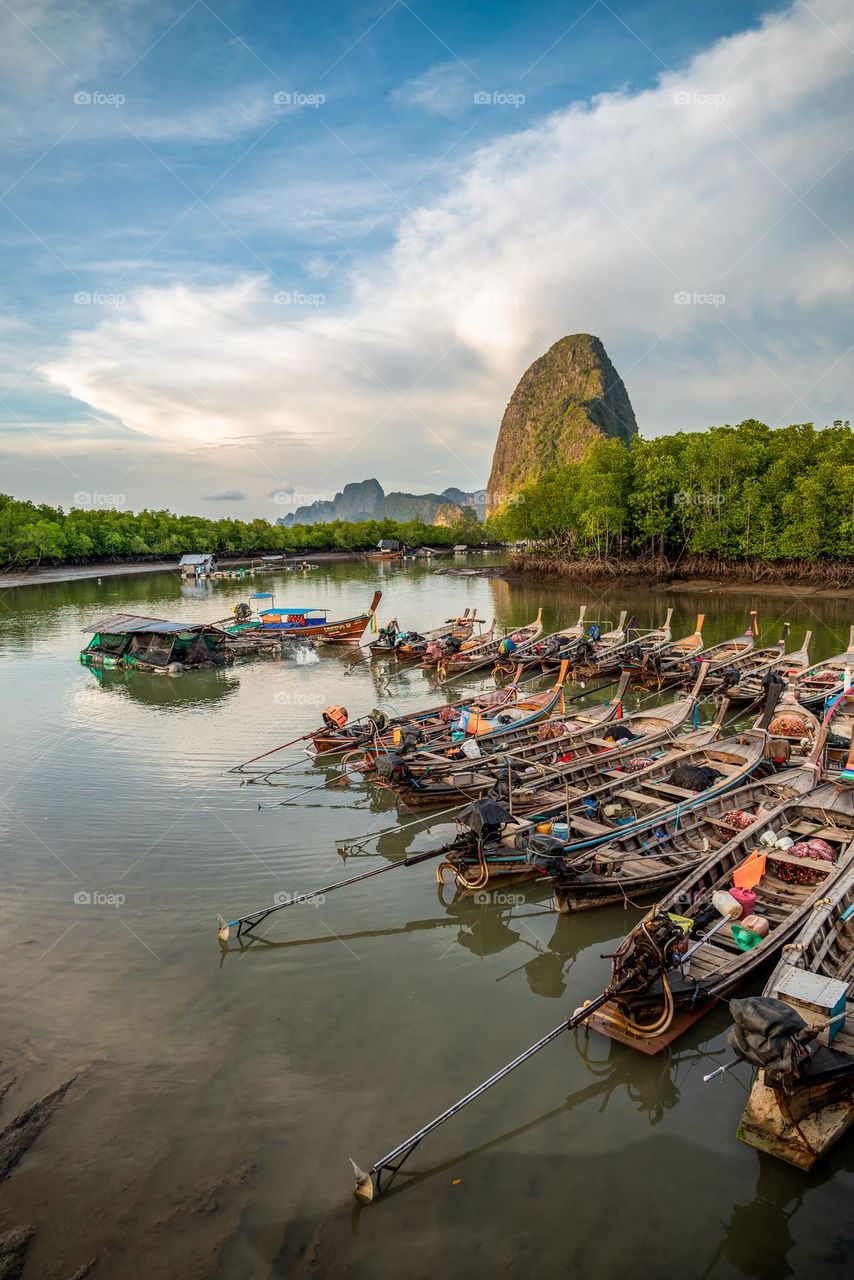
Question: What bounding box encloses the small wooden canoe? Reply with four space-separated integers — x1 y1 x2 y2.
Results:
363 663 572 768
735 858 854 1169
624 613 705 684
230 590 383 644
542 767 819 913
645 611 759 689
725 627 812 704
571 611 674 679
304 671 525 757
585 778 854 1054
533 605 590 668
790 625 854 710
368 610 487 660
424 609 544 673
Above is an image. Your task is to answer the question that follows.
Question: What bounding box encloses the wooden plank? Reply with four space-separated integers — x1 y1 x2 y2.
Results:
616 789 671 808
643 781 703 799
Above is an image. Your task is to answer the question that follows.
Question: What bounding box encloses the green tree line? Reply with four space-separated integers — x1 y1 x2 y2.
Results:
3 420 851 569
486 420 854 561
0 495 484 568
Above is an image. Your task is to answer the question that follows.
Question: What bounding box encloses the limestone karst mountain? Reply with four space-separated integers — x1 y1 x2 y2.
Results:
485 334 637 515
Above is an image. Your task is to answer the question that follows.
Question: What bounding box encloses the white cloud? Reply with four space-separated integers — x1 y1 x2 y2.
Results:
42 0 854 496
391 61 475 117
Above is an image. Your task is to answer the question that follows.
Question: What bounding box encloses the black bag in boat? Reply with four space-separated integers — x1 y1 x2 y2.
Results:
526 835 569 874
374 753 410 782
668 763 722 792
458 797 516 840
608 723 637 743
397 724 425 753
728 996 810 1078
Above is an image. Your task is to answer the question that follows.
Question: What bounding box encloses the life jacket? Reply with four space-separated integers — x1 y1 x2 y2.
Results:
322 705 348 729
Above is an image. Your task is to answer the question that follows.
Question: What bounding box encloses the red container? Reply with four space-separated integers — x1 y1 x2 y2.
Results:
729 886 757 918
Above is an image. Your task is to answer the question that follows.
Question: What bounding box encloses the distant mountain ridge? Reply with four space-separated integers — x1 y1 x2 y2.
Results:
278 480 486 527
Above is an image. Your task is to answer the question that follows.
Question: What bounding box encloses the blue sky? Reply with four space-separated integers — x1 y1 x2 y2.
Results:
1 0 852 518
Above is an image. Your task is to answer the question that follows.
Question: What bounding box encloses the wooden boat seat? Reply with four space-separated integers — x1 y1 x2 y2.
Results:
765 850 839 875
583 736 618 748
616 789 671 808
705 816 745 831
642 781 701 799
569 816 612 836
787 821 853 841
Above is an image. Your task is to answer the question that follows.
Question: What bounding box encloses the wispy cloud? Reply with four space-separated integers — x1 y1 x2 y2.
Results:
204 487 246 500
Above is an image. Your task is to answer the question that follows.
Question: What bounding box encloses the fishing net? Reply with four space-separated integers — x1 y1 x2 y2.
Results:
771 838 835 885
721 809 756 830
769 713 809 738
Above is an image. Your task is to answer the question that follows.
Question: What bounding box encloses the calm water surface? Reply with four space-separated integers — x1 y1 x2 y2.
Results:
1 558 852 1279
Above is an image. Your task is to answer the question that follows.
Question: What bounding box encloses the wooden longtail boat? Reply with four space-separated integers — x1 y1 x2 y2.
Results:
734 857 854 1169
640 610 759 689
584 775 854 1055
540 768 820 914
419 619 497 667
304 668 527 758
227 590 383 645
364 663 572 768
571 610 674 679
368 610 486 660
622 613 704 683
368 670 628 776
437 720 772 891
724 626 812 703
558 611 627 675
789 625 854 710
392 664 711 811
531 605 590 668
422 609 544 672
824 684 854 780
529 684 824 909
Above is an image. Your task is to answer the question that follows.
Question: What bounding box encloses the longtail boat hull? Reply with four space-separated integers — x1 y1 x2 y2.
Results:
736 859 854 1168
585 778 854 1054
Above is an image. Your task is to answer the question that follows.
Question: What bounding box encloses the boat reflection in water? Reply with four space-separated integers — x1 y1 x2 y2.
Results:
86 663 240 708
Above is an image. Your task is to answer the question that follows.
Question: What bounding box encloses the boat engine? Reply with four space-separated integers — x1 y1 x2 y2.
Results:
608 911 692 997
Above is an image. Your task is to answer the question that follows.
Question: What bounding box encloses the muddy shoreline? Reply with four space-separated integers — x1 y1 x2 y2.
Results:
0 551 364 591
435 555 854 599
